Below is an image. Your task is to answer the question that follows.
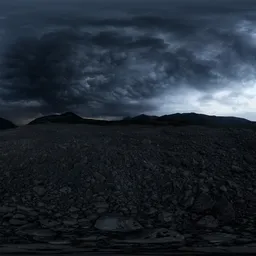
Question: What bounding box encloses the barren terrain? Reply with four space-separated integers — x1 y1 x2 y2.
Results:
0 124 256 253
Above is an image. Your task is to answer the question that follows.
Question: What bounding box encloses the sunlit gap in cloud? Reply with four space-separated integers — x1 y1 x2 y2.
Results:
153 79 256 120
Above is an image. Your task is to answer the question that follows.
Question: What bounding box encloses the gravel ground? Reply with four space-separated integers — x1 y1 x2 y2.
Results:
0 124 256 253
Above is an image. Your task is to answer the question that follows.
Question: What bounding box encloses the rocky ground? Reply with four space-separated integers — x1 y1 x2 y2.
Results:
0 124 256 254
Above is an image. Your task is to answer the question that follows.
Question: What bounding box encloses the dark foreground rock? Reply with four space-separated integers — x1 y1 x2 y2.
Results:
0 124 256 253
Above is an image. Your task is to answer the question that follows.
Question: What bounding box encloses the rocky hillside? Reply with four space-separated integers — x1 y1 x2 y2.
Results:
0 124 256 253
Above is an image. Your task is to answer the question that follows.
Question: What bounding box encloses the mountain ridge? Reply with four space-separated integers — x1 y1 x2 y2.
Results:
1 112 255 130
26 112 256 129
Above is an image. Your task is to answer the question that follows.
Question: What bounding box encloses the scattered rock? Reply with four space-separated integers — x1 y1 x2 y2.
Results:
13 213 26 219
48 240 71 245
1 122 256 249
63 219 78 226
222 226 235 233
93 172 106 182
69 206 79 212
17 205 34 212
59 187 71 194
40 219 59 228
33 186 46 196
214 196 235 224
94 214 143 232
201 232 237 244
31 229 56 242
158 211 173 223
9 219 28 226
197 215 219 228
114 228 185 244
220 185 228 192
244 154 255 164
0 206 15 213
192 193 215 213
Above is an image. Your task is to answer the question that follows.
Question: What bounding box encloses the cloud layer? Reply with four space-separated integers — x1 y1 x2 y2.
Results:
0 0 256 124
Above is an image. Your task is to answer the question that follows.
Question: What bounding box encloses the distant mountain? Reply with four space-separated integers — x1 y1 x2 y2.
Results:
0 117 17 130
28 111 255 129
157 112 252 127
29 112 111 126
131 114 158 121
29 112 85 125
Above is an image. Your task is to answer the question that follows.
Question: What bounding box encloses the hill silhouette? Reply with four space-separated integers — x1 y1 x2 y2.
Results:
27 111 256 129
0 117 17 130
29 112 84 125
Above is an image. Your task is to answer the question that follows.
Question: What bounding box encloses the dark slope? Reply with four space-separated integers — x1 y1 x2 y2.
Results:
29 112 111 126
0 117 17 130
29 112 85 125
157 112 253 127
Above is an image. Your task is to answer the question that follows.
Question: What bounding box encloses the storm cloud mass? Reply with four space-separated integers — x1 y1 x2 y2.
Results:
0 0 256 124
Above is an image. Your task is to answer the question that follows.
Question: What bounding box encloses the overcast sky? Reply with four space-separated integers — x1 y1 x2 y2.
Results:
0 0 256 124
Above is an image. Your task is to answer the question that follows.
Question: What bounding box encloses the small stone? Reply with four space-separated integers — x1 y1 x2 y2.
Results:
162 194 172 202
32 229 56 237
13 214 26 219
142 138 151 144
63 219 78 226
87 214 98 221
183 170 190 176
70 213 79 219
159 211 173 223
69 206 79 212
28 211 39 217
171 168 177 174
192 193 215 213
9 219 28 226
141 228 185 243
199 172 208 178
222 226 235 233
78 218 91 229
18 223 39 231
220 185 228 192
40 219 59 228
232 165 243 172
48 240 71 245
97 208 108 214
59 186 71 194
201 232 237 244
17 205 34 212
197 215 219 228
34 179 44 186
182 190 195 208
200 186 210 193
95 214 143 232
3 213 13 219
244 154 255 164
226 180 238 189
94 202 109 208
214 196 235 224
147 207 158 216
37 202 45 207
93 172 106 182
0 206 15 213
85 189 93 198
33 186 46 196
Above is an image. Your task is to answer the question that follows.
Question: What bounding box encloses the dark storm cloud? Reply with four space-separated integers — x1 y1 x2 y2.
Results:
1 0 256 122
